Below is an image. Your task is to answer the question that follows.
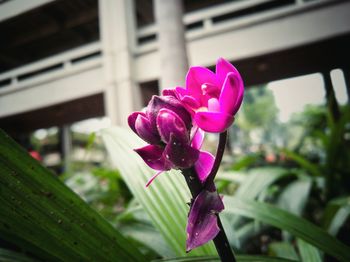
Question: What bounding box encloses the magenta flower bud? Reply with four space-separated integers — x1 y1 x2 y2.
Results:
128 94 204 185
128 112 160 145
147 95 192 131
174 58 244 133
156 108 189 144
186 190 224 252
134 144 170 171
163 134 199 169
134 114 160 144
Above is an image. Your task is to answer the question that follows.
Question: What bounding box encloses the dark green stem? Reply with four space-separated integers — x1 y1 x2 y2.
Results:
182 131 236 262
205 132 228 188
323 71 340 122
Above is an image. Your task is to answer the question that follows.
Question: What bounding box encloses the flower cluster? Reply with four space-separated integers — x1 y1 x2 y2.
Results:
128 58 244 251
128 95 214 186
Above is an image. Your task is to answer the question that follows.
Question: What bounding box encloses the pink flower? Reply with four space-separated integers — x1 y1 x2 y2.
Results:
174 58 244 133
128 95 214 186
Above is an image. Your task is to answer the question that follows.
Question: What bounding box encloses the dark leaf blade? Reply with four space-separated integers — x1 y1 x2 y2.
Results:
0 248 39 262
0 129 146 262
224 196 350 262
154 255 297 261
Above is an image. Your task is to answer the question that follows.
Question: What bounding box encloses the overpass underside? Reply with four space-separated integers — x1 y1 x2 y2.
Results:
0 0 349 137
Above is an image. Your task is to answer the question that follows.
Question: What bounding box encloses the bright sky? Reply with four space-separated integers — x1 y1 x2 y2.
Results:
267 69 348 122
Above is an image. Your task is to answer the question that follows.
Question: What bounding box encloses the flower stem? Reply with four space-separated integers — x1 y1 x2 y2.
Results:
183 131 236 262
213 216 236 262
205 131 228 188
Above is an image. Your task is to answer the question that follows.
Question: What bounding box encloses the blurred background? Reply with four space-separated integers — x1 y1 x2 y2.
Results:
0 0 349 260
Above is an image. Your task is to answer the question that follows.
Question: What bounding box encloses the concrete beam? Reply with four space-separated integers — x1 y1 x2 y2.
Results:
0 0 54 22
135 1 350 83
0 66 104 118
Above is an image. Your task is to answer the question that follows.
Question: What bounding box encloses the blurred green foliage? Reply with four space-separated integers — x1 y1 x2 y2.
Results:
63 168 132 222
2 83 349 261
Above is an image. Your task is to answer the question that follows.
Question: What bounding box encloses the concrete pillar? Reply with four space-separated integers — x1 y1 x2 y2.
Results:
154 0 189 90
99 0 142 126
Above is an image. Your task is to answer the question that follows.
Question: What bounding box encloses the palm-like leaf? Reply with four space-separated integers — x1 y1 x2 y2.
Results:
0 129 145 261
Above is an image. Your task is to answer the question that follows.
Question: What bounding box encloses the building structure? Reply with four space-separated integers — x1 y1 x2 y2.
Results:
0 0 349 140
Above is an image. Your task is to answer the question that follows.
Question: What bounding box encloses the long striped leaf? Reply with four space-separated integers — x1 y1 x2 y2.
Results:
102 127 216 257
0 248 38 262
0 129 145 261
224 196 350 262
297 239 322 262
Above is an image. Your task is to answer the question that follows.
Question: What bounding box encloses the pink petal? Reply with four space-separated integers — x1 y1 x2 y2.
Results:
181 95 201 110
191 127 204 150
194 111 234 133
162 88 177 97
148 96 192 130
128 111 146 133
216 57 240 84
163 134 199 169
218 72 243 115
135 114 160 144
134 145 169 171
208 98 220 112
232 78 244 115
195 151 214 183
175 86 188 98
201 83 220 97
186 190 224 252
146 171 164 187
186 66 217 99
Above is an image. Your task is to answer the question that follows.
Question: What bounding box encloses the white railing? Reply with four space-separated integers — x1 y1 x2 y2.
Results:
0 0 337 95
0 42 102 95
136 0 334 54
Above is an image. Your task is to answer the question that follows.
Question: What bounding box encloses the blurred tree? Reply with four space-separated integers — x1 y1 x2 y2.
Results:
238 86 278 130
233 86 279 153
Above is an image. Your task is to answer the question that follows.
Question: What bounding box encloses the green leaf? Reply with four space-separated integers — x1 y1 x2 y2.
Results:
277 179 312 216
235 167 290 199
121 221 176 257
85 132 96 151
220 167 291 248
102 127 216 257
328 207 350 236
230 153 261 170
117 204 176 257
323 196 350 232
224 196 350 262
154 255 297 261
0 248 38 262
282 149 323 177
227 167 290 229
297 239 322 262
216 171 246 184
268 242 299 260
0 129 146 262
